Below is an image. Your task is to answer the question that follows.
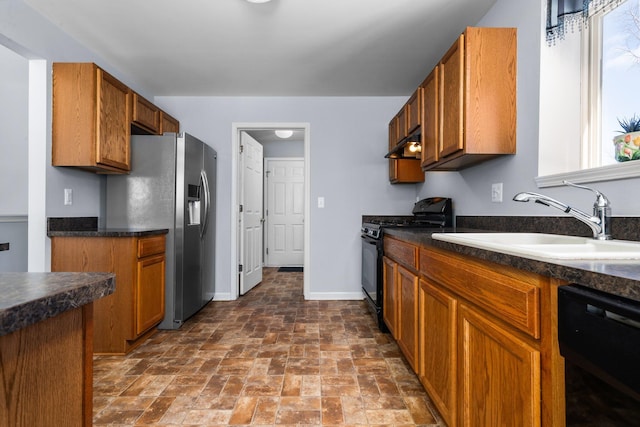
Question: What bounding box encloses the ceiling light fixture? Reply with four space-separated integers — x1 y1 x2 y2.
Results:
275 130 293 139
245 0 272 3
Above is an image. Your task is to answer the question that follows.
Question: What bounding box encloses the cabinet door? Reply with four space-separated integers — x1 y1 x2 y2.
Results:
132 92 160 134
383 256 398 338
397 265 419 371
96 68 131 171
160 111 180 134
136 253 166 336
407 89 422 134
439 34 464 159
419 278 457 427
389 118 398 150
458 304 541 427
396 108 407 144
421 67 439 168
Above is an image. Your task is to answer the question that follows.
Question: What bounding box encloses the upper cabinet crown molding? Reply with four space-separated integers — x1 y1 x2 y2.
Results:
52 62 180 174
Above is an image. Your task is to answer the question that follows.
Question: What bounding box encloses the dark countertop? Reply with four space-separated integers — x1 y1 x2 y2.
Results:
384 227 640 303
0 272 115 336
46 216 168 237
47 228 169 238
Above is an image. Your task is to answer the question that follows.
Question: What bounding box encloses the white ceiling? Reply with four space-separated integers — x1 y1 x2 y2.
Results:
23 0 497 96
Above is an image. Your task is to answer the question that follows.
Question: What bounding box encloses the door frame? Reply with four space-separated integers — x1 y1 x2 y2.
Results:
230 122 310 300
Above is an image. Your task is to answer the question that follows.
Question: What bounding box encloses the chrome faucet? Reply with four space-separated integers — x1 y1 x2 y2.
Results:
513 180 612 240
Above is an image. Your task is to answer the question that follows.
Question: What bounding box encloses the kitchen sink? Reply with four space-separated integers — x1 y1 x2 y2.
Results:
431 232 640 260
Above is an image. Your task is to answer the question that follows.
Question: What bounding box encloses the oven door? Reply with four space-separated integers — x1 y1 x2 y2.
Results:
361 234 381 308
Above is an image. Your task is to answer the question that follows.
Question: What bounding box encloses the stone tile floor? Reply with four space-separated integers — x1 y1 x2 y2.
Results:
93 268 444 426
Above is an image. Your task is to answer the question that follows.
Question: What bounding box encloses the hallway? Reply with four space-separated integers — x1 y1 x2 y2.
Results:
93 268 444 426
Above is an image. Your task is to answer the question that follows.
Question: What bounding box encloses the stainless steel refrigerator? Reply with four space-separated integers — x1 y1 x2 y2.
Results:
106 132 216 330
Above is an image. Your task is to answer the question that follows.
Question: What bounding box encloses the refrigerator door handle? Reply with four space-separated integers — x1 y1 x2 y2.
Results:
200 170 210 238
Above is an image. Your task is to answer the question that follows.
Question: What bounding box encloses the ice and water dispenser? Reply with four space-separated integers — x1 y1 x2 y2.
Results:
187 183 201 225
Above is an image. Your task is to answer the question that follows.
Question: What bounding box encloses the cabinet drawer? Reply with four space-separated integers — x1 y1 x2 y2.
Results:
384 237 418 270
420 246 541 338
137 235 166 258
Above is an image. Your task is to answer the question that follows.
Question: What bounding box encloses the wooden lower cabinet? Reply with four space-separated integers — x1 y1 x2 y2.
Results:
0 305 93 426
419 278 457 427
51 234 166 355
382 237 564 427
458 303 540 427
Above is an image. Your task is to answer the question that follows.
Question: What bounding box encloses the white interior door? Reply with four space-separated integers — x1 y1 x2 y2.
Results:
239 132 264 295
265 158 305 267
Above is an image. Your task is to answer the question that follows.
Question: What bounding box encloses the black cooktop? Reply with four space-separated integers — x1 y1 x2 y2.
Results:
362 197 453 238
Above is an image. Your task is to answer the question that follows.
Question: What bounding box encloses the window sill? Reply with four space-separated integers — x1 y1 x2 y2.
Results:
535 161 640 188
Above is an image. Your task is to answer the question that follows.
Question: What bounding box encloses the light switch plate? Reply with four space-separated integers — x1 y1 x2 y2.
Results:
317 197 325 208
64 188 73 205
491 183 503 203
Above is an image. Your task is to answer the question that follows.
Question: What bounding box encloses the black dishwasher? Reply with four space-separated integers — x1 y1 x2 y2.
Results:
558 284 640 426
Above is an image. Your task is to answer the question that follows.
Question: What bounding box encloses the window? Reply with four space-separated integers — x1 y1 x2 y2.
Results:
537 0 640 187
585 0 640 168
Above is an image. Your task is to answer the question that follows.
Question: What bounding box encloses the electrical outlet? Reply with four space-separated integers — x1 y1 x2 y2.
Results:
491 183 503 203
64 188 73 205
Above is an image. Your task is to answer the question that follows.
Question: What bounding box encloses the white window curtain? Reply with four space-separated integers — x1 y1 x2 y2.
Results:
546 0 625 43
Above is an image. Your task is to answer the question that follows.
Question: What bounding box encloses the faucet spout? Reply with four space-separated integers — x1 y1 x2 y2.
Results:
512 186 611 240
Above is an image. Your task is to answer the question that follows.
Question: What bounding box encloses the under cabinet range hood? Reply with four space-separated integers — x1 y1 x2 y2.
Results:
385 132 422 159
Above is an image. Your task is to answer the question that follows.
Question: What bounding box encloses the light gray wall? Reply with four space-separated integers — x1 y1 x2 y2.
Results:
153 96 415 299
0 43 29 272
0 44 28 216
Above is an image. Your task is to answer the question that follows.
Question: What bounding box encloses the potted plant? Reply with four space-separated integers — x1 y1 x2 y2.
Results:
613 115 640 161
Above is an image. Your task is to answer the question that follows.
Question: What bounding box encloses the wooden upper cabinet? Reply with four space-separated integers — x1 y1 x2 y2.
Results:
421 67 439 168
53 63 131 173
132 92 161 134
433 27 517 170
160 111 180 134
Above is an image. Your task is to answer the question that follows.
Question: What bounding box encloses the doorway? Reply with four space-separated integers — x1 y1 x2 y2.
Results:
231 123 310 300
